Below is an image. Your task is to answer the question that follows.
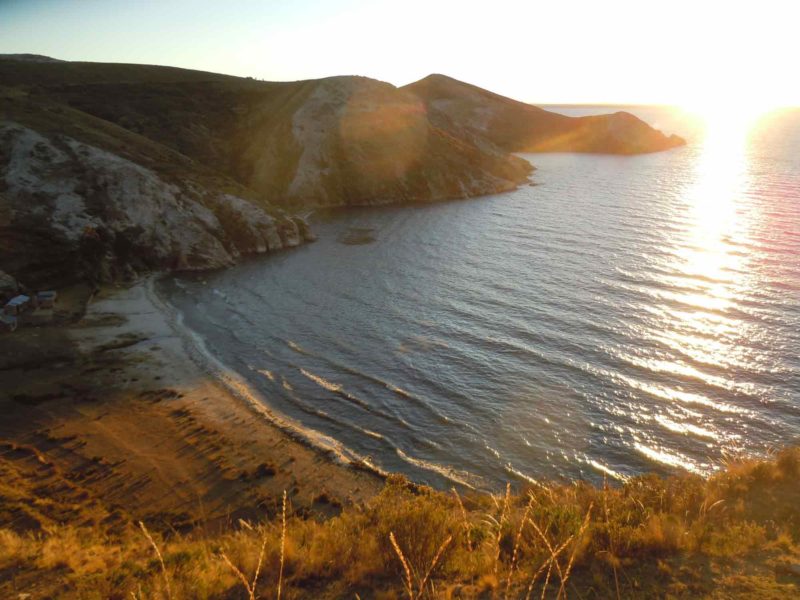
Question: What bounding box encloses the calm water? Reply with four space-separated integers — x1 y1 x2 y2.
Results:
161 106 800 489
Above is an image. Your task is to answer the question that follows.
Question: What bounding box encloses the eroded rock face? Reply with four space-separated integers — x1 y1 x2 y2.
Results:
292 216 317 242
0 123 299 286
242 76 534 208
211 194 284 255
276 217 301 248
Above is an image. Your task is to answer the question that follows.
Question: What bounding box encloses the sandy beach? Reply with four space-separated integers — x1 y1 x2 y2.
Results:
0 278 382 535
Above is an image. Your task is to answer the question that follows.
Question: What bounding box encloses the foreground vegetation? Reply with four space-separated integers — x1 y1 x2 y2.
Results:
3 449 800 599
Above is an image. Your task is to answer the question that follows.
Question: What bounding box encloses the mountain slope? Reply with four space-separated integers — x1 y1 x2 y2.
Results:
0 59 684 286
0 63 534 209
0 61 683 208
0 90 311 288
404 74 685 154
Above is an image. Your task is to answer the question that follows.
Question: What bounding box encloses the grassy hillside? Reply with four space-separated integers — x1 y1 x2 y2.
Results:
0 59 237 86
3 448 799 598
1 59 684 210
0 61 535 210
405 75 685 154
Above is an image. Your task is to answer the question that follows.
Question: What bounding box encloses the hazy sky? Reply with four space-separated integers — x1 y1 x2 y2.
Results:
2 0 798 106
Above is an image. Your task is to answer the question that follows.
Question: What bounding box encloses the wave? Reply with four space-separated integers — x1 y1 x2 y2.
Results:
148 276 387 476
586 459 629 482
633 442 709 475
395 449 479 489
502 463 540 487
299 367 376 414
287 340 311 355
298 367 412 428
286 339 454 424
256 368 275 382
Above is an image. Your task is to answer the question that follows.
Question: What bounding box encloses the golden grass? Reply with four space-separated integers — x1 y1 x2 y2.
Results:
3 448 800 598
140 521 172 600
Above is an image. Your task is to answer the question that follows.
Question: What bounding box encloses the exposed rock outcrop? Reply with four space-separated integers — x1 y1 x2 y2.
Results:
0 122 300 287
292 216 317 242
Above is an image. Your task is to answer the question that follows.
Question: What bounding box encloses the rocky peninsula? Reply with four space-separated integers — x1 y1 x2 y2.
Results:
1 55 683 289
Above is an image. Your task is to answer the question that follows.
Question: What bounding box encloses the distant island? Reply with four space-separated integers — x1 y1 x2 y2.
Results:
1 55 682 292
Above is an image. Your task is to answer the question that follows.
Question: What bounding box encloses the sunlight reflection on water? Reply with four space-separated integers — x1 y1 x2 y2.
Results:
162 107 800 490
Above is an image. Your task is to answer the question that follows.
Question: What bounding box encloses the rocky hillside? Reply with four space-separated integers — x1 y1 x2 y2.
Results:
0 58 684 287
405 74 685 154
0 90 312 288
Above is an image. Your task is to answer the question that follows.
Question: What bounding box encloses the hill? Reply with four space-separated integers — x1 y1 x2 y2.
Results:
0 59 684 287
404 74 685 154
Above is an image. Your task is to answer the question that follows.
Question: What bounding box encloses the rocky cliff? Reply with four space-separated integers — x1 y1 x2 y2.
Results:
0 93 311 288
0 58 684 287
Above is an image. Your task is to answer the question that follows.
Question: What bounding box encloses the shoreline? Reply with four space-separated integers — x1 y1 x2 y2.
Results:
0 277 384 532
148 275 390 477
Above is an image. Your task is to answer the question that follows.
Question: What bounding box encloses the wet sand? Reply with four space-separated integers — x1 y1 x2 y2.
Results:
0 279 382 534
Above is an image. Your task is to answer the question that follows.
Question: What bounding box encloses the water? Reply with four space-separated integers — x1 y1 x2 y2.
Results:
160 106 800 489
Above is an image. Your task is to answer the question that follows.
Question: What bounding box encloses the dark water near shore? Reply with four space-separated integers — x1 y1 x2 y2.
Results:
161 106 800 489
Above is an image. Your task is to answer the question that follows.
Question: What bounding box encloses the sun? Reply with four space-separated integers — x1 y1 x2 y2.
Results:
680 91 776 145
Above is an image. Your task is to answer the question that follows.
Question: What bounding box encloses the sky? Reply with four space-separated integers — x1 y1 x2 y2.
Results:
1 0 798 107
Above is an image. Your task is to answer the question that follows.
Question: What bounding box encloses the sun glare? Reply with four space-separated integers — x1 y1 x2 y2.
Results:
654 95 762 396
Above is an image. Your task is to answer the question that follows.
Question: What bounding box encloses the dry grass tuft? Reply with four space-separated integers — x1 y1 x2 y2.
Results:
390 530 453 599
4 449 800 599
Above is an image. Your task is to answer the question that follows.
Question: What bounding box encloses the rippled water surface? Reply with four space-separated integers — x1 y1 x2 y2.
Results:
161 107 800 489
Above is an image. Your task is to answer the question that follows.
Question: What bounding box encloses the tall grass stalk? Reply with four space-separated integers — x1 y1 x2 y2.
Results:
524 527 576 600
220 490 285 600
389 530 453 600
556 503 593 600
389 531 414 600
451 487 472 552
138 521 172 600
417 534 453 598
505 495 534 600
277 490 287 600
493 483 511 578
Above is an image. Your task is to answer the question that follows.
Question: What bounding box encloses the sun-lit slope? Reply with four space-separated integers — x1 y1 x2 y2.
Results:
0 60 534 209
234 75 534 206
405 74 686 154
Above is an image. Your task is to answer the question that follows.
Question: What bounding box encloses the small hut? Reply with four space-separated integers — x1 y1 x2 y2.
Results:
3 294 30 316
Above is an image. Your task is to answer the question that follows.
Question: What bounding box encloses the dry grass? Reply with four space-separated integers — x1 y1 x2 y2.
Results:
3 449 800 598
140 521 172 600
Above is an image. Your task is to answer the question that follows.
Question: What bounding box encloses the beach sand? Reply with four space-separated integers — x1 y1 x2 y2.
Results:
0 278 382 534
